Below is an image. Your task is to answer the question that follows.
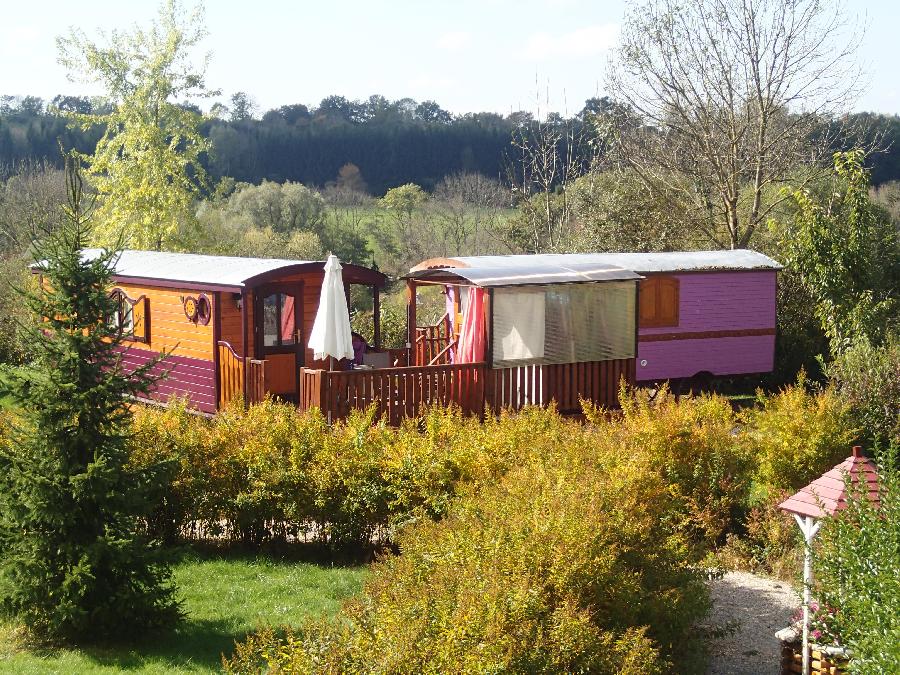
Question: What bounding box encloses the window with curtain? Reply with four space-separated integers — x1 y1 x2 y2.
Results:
491 281 636 368
262 292 297 347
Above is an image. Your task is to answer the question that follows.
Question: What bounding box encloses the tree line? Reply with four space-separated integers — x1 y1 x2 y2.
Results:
3 93 900 195
0 92 587 194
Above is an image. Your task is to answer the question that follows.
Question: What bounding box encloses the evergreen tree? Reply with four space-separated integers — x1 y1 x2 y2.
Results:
0 159 180 642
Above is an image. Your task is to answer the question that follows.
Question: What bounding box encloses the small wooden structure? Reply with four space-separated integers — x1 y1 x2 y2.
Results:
410 250 782 384
71 249 387 413
780 642 849 675
300 257 642 422
778 446 881 675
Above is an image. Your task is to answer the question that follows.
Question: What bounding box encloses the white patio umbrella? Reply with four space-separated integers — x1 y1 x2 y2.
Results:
308 254 354 368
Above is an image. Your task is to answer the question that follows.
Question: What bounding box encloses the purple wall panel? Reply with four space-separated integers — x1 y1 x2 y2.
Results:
637 335 775 381
116 346 217 413
635 271 777 381
639 271 776 336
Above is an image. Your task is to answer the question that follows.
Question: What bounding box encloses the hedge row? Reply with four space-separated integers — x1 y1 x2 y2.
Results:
129 398 537 547
127 380 856 552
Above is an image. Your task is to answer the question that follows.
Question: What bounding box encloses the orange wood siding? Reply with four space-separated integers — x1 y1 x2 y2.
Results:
111 282 214 362
219 292 255 358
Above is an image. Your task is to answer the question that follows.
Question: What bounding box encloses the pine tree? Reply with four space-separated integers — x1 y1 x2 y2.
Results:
0 158 180 642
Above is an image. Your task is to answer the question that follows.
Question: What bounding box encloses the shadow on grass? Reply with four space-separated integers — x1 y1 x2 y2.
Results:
174 537 390 567
55 617 244 672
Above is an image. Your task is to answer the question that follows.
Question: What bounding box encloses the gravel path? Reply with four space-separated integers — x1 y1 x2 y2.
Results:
705 571 800 675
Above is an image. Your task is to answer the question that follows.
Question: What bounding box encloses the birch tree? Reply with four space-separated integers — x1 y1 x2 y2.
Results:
604 0 865 249
57 0 217 250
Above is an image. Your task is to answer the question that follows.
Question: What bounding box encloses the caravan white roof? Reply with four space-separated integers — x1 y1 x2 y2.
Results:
441 250 781 273
56 249 387 290
80 249 315 288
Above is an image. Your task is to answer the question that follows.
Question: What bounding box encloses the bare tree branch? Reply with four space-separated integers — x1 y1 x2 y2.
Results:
604 0 870 249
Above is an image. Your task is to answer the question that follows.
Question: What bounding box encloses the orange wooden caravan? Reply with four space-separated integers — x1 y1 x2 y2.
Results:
74 249 387 413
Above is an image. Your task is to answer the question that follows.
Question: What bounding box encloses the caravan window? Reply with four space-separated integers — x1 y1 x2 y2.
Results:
108 289 149 343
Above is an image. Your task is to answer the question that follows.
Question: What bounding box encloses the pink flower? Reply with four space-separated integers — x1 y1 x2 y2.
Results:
809 601 820 613
812 629 822 640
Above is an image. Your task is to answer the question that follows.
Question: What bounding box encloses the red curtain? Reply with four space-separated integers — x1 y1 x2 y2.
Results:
456 287 485 363
281 294 295 342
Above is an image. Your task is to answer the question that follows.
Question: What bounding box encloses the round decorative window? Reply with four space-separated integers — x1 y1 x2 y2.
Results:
196 294 211 326
183 295 199 321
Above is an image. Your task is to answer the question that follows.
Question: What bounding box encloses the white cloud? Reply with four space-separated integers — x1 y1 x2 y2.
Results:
520 23 619 61
436 31 472 51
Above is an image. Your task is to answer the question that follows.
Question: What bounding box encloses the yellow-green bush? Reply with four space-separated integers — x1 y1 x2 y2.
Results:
224 418 708 674
126 399 525 548
739 376 857 498
587 386 751 547
130 398 212 543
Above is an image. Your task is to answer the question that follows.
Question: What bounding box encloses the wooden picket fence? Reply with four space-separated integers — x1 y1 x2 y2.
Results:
299 358 634 424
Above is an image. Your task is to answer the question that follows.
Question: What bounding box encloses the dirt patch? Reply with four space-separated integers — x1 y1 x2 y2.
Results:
705 571 799 675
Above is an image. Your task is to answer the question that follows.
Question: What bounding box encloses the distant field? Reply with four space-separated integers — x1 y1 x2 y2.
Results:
0 551 365 674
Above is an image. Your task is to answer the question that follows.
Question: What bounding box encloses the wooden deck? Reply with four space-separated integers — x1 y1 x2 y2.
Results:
299 358 635 424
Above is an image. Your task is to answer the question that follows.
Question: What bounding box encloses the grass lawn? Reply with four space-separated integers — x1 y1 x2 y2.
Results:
0 549 365 674
0 367 16 410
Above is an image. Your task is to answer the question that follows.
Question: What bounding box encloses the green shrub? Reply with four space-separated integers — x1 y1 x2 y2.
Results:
225 420 709 674
716 491 803 579
587 386 751 548
813 453 900 674
827 337 900 450
739 375 857 498
130 398 210 543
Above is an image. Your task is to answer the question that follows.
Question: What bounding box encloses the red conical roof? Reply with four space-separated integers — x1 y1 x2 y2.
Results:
778 446 881 519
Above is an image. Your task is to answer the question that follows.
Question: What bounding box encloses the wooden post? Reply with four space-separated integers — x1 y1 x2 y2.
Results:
373 285 381 350
483 288 494 416
406 279 417 366
485 288 494 368
794 513 821 675
213 292 221 410
241 290 249 406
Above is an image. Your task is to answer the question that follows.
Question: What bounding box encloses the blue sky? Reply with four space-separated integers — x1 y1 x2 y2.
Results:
2 0 898 116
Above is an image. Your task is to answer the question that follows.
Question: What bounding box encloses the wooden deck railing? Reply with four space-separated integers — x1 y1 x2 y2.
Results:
299 358 634 424
217 341 267 408
415 315 453 366
485 358 635 414
245 358 266 404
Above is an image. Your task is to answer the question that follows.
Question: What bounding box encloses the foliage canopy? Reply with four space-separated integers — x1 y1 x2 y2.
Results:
57 0 216 251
